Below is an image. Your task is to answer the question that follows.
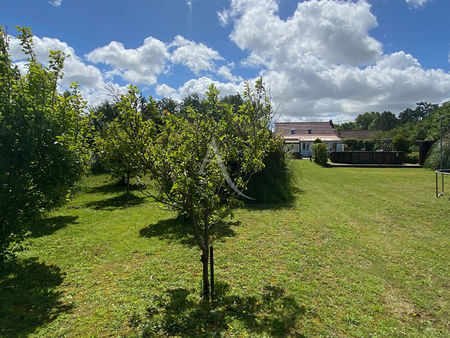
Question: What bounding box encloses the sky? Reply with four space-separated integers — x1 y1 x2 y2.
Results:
2 0 450 123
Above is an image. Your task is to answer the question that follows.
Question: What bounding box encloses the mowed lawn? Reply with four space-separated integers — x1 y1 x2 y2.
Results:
1 161 449 337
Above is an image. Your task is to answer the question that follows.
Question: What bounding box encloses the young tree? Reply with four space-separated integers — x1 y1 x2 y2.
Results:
0 27 91 260
95 86 155 195
134 80 272 299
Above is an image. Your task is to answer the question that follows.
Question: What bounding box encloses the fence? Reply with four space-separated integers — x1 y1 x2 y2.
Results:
330 151 402 164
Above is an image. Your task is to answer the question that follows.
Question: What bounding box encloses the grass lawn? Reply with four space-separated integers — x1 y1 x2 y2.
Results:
1 161 449 336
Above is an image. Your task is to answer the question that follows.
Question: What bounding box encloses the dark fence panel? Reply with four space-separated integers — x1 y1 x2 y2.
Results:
330 151 402 164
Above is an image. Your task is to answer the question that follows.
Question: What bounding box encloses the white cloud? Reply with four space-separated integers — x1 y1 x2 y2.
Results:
220 0 450 120
155 83 177 98
405 0 433 8
49 0 62 7
217 9 230 27
217 65 243 82
9 35 103 89
86 37 169 85
157 77 241 101
169 35 223 74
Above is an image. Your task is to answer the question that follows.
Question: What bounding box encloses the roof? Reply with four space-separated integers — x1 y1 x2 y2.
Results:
275 121 336 136
275 121 341 142
284 135 341 142
335 130 379 140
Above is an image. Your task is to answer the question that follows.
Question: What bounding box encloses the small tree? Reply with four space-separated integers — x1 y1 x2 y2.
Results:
95 86 155 195
312 143 328 166
135 80 272 299
392 134 410 154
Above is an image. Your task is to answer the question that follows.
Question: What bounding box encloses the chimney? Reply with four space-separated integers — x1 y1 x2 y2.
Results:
329 119 334 128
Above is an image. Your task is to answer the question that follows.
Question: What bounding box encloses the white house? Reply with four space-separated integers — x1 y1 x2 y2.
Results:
275 121 343 157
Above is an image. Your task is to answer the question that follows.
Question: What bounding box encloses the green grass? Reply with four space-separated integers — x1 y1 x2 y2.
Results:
1 161 449 336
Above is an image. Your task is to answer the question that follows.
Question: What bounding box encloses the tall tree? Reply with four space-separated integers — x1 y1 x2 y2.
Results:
0 27 90 260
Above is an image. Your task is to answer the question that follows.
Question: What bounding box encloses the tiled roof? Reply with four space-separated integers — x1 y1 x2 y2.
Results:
284 135 341 142
275 121 341 142
335 130 379 140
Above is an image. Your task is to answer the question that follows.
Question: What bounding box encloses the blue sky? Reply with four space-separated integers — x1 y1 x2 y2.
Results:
2 0 450 122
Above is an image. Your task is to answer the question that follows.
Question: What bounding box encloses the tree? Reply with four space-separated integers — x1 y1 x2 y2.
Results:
392 134 410 154
135 80 272 300
96 86 154 195
375 111 399 131
355 112 380 130
312 143 328 166
0 27 90 260
335 121 357 130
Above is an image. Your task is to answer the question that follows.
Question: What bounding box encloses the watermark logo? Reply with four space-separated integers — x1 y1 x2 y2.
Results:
199 140 254 200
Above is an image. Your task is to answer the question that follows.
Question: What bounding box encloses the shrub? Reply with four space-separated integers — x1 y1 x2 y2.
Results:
393 134 410 154
343 138 363 151
364 140 375 151
314 138 323 143
312 143 328 166
424 139 450 170
403 152 419 164
245 139 297 204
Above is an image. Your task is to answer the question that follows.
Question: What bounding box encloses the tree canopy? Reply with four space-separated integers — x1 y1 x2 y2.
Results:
0 27 91 260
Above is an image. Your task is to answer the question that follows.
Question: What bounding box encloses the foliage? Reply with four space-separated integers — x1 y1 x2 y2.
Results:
95 86 154 195
355 111 380 130
392 134 410 154
403 152 419 164
0 27 90 260
312 143 328 166
343 138 361 151
424 139 450 170
244 137 296 204
134 80 272 299
313 138 323 143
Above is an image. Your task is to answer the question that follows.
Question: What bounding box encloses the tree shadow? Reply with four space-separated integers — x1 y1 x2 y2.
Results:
86 182 143 195
84 192 146 211
29 215 79 238
0 257 72 336
243 187 303 211
139 217 240 247
134 282 306 337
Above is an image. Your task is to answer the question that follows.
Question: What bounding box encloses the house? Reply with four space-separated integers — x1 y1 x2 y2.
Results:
275 121 343 157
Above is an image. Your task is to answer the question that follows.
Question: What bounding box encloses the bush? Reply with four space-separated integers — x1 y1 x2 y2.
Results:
314 138 323 143
424 139 450 170
393 134 410 154
245 140 296 204
364 140 375 151
403 152 419 164
312 143 328 166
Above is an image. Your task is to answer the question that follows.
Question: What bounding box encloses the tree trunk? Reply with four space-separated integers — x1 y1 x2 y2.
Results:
126 171 130 197
210 245 214 301
201 249 210 300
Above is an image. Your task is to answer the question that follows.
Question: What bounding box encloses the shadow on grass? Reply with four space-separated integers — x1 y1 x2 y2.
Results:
139 217 240 247
0 257 71 336
30 215 79 238
86 182 142 195
133 282 306 337
243 187 303 211
84 192 146 211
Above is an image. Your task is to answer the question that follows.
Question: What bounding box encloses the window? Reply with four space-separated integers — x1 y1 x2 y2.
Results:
307 129 312 134
290 129 295 134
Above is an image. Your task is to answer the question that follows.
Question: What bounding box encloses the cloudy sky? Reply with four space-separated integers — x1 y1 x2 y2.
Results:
2 0 450 122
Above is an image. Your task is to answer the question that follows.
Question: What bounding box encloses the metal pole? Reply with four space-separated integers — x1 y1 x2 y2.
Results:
440 116 443 171
210 245 214 301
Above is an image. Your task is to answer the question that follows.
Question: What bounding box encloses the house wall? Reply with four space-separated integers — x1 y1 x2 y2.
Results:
299 141 343 157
